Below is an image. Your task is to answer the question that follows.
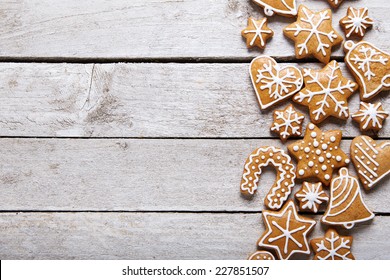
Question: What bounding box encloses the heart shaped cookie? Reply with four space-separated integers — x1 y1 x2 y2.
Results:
344 41 390 101
250 56 303 110
350 135 390 191
252 0 297 17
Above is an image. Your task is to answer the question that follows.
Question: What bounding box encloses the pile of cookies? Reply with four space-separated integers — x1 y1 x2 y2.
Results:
240 0 390 260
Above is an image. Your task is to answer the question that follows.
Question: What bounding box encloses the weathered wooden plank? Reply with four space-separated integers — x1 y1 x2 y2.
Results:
0 139 388 212
0 0 388 60
0 63 389 138
0 212 387 259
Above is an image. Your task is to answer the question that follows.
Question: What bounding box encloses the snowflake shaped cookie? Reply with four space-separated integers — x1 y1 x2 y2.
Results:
250 56 303 110
284 5 343 64
344 41 390 101
340 7 373 39
352 102 389 132
242 17 274 49
258 200 316 260
288 123 350 186
326 0 345 9
271 105 305 142
310 229 355 260
295 182 328 213
293 60 358 124
252 0 297 17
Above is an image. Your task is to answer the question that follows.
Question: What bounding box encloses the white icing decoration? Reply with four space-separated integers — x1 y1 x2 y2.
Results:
258 201 316 260
250 56 303 109
294 61 355 121
322 168 374 229
285 7 338 56
330 136 336 142
352 102 389 129
240 146 296 209
252 0 298 17
271 106 304 139
309 123 315 130
293 145 299 151
299 169 305 176
345 41 390 100
315 230 353 260
341 7 373 38
244 18 273 47
295 182 328 212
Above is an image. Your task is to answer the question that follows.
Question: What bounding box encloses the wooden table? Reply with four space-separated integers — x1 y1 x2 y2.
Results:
0 0 389 259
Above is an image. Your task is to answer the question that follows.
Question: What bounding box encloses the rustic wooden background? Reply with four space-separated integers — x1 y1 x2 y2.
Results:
0 0 389 259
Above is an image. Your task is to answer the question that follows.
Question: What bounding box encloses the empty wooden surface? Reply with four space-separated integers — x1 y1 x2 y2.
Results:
0 0 389 259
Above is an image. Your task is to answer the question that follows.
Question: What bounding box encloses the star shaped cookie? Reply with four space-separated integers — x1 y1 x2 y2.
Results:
295 182 328 213
242 17 274 49
310 229 355 260
352 102 389 132
340 7 373 39
293 61 358 124
258 200 316 260
271 105 305 142
287 123 350 185
283 5 343 64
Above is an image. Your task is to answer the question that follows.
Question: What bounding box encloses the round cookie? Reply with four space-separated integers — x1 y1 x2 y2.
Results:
240 146 296 210
248 251 275 260
287 123 350 186
283 5 343 64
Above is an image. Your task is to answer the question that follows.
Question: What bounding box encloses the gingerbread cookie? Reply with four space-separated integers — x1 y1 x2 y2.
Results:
311 229 355 260
293 61 358 124
241 146 296 210
248 251 275 260
258 200 316 260
350 136 390 191
252 0 297 17
284 5 343 64
326 0 345 9
250 56 303 110
344 40 390 101
271 105 305 142
288 123 350 186
340 7 373 39
242 17 273 49
322 168 374 229
295 182 328 213
352 102 389 132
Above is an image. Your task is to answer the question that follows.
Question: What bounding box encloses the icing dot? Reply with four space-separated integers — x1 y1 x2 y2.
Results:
345 159 350 164
374 167 378 171
325 174 330 180
284 182 289 186
304 147 310 153
281 189 285 192
336 156 342 162
270 153 274 157
249 177 253 180
255 159 259 163
282 160 286 164
326 153 332 158
366 147 369 151
277 156 281 160
361 156 365 159
299 169 305 176
315 170 319 174
322 165 327 171
252 166 255 169
330 136 336 142
274 199 277 202
306 155 309 159
319 156 325 163
293 145 299 151
331 164 334 168
364 170 367 174
299 156 302 160
308 161 314 167
287 175 291 178
370 175 373 179
261 155 265 160
316 149 321 155
313 141 319 147
364 181 368 184
322 144 328 150
311 132 317 138
367 161 370 165
249 184 252 186
309 124 315 130
354 150 358 154
277 193 281 197
373 155 377 159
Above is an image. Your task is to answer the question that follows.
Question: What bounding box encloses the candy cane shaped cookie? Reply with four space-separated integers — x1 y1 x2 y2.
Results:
241 146 296 210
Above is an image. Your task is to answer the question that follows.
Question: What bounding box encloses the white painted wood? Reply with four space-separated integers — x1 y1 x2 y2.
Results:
0 138 388 212
0 212 387 259
0 63 388 138
0 0 388 59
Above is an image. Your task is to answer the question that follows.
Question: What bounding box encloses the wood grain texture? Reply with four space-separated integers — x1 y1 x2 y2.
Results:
0 0 388 60
0 62 389 138
1 138 388 212
0 212 388 259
